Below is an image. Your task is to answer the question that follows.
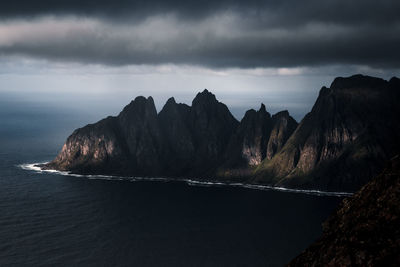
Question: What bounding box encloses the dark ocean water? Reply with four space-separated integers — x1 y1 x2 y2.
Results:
0 101 343 266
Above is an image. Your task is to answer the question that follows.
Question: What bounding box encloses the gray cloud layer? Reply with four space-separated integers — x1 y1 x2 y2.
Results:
2 0 399 25
0 0 399 68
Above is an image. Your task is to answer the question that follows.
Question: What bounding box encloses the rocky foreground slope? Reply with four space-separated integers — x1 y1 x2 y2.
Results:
44 74 400 192
288 155 400 266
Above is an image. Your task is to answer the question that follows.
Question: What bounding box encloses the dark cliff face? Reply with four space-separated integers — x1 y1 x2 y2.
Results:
190 90 239 173
158 97 195 175
222 104 297 169
223 104 272 168
256 74 400 191
288 156 400 266
156 90 239 176
118 96 163 174
266 110 298 160
238 104 272 166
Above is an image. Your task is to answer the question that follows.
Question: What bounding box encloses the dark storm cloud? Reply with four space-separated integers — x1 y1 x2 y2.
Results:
1 0 399 26
0 0 399 68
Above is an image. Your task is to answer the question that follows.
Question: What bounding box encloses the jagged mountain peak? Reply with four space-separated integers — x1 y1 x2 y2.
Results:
160 97 179 113
259 103 266 112
118 95 158 126
160 97 192 116
201 88 211 94
130 95 155 103
121 96 155 111
258 103 271 117
272 110 290 118
165 96 176 105
159 97 178 115
242 103 270 118
192 89 218 106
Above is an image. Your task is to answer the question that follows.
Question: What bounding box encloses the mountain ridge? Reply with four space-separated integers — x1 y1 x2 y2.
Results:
43 74 400 192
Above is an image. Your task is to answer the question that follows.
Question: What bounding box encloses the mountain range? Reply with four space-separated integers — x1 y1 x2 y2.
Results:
43 74 400 192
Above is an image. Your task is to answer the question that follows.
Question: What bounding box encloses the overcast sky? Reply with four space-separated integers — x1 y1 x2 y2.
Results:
1 0 399 121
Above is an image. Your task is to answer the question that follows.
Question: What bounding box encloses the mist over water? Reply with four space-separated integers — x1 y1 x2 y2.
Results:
0 70 339 122
0 94 342 266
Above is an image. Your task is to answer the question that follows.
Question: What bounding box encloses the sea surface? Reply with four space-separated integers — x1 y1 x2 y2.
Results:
0 100 343 266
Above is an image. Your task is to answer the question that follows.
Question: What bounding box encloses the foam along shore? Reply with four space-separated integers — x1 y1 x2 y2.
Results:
18 162 353 197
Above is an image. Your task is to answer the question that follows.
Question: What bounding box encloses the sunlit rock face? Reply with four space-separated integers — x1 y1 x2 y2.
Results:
256 75 400 191
240 104 271 166
289 155 400 266
47 96 163 175
266 110 298 160
223 104 297 168
48 116 128 174
230 104 272 167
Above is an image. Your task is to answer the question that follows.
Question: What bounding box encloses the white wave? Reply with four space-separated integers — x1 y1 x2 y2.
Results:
19 163 44 172
241 184 353 197
184 179 352 196
18 162 82 177
18 162 353 197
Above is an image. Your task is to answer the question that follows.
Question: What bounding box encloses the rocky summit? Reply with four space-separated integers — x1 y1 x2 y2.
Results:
44 74 400 192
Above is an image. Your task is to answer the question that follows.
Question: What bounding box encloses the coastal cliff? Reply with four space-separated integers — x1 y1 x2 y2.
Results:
44 74 400 192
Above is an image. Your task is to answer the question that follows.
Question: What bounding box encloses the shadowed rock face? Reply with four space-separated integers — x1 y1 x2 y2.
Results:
190 90 239 174
288 155 400 266
222 104 298 169
266 110 298 160
118 96 163 174
45 75 399 191
256 74 400 191
223 104 272 168
157 90 240 176
157 97 194 175
239 104 271 166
